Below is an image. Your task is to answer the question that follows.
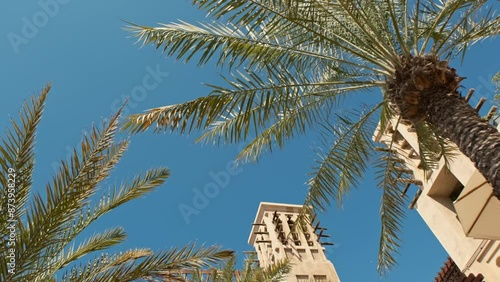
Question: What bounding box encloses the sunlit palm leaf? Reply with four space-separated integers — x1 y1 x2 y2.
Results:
40 227 127 280
0 84 49 237
15 111 125 278
60 249 152 282
1 87 232 282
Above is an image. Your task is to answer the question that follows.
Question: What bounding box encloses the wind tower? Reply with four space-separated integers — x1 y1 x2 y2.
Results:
373 90 500 280
248 202 341 282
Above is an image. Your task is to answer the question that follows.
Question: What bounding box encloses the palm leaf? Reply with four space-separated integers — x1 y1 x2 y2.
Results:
15 111 124 278
1 86 232 281
255 258 291 282
306 105 381 211
373 141 408 276
0 84 50 236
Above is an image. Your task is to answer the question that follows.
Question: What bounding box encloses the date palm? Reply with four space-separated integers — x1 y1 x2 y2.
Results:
0 85 232 281
123 0 500 275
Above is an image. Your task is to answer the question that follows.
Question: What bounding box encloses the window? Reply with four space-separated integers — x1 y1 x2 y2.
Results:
314 275 328 282
296 275 309 282
297 249 306 261
311 249 319 260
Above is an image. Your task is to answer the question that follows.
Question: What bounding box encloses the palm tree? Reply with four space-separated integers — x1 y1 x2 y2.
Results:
0 85 233 281
181 253 291 282
122 0 500 275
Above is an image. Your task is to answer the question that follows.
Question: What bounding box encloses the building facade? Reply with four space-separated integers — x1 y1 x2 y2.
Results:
374 118 500 280
248 202 341 282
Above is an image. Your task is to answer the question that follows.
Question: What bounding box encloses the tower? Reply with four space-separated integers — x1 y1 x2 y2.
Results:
248 202 341 282
373 115 500 280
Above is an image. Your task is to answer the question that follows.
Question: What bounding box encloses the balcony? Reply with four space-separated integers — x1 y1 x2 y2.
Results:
454 170 500 240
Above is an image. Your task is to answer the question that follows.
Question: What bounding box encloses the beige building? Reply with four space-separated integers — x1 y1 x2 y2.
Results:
248 202 341 282
373 117 500 280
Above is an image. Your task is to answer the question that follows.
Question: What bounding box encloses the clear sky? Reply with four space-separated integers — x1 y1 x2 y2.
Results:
1 1 499 281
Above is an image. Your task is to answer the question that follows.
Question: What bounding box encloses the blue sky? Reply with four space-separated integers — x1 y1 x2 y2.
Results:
1 1 499 281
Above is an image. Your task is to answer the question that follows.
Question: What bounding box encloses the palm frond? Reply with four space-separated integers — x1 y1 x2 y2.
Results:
126 21 373 74
0 84 50 237
220 255 236 281
383 0 412 57
494 71 500 101
37 166 170 280
95 243 233 281
413 122 457 176
440 7 500 61
417 0 473 54
239 254 256 282
255 258 292 282
305 105 381 212
1 87 236 282
60 249 153 282
39 227 127 280
14 111 124 278
373 141 408 276
62 244 232 282
123 66 381 138
130 0 399 73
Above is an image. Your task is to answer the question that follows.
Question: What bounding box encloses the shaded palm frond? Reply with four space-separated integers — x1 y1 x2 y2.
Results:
62 244 232 282
416 0 475 55
414 122 457 177
494 71 500 101
199 0 411 69
430 1 500 60
305 105 381 212
238 254 257 282
123 66 381 138
182 252 290 282
255 258 292 282
203 70 382 163
373 141 408 277
220 255 236 281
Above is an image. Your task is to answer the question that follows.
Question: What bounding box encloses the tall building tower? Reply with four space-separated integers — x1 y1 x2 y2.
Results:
373 116 500 280
248 202 341 282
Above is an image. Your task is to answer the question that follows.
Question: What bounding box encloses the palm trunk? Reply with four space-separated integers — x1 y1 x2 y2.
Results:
422 87 500 199
388 55 500 199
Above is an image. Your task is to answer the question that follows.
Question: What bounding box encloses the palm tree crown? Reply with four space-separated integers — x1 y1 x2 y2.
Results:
122 0 500 275
0 85 232 281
